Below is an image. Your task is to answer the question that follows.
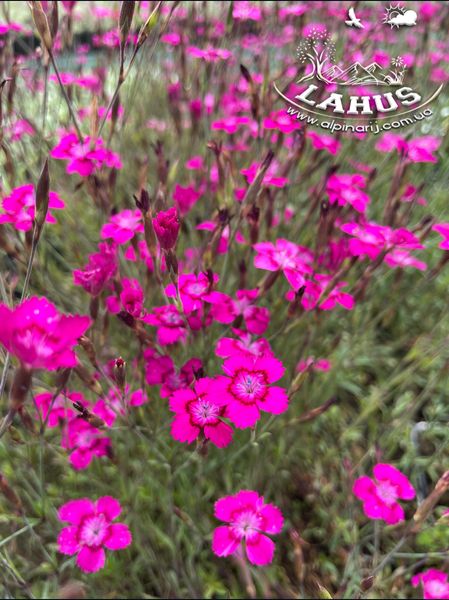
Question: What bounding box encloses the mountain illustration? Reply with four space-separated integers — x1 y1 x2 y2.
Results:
297 31 406 87
329 62 384 85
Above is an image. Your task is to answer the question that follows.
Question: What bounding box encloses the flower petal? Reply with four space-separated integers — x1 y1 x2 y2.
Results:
76 546 106 573
246 533 275 565
96 496 122 521
212 526 240 557
58 498 95 524
57 526 81 555
104 523 132 550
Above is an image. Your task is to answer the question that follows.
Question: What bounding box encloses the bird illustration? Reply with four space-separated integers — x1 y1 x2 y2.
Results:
345 7 364 28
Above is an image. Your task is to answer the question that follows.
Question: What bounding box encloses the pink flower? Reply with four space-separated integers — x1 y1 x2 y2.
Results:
106 278 145 318
326 174 370 214
353 463 415 524
307 131 341 155
233 1 262 21
8 119 35 142
213 354 288 429
263 110 301 134
51 132 122 176
241 161 289 189
433 223 449 250
205 289 270 334
166 272 218 314
173 184 202 215
293 275 354 311
62 418 111 470
160 357 203 398
58 496 131 573
216 330 274 359
187 46 232 62
0 297 91 370
73 242 117 296
212 490 283 565
185 155 204 171
35 391 86 427
340 221 423 262
0 184 64 231
296 357 331 373
412 570 449 600
212 116 250 135
169 378 233 448
144 305 187 345
375 133 441 163
93 386 148 427
144 347 175 386
253 239 313 290
101 210 143 244
153 207 180 250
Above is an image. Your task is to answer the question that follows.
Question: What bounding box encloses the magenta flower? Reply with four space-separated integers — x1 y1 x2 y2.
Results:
233 1 262 21
216 329 274 360
263 110 301 135
412 569 449 600
0 184 64 231
432 223 449 250
212 490 283 565
153 207 180 251
58 496 131 572
326 173 370 214
213 354 288 429
296 357 331 373
62 418 111 470
35 391 86 427
73 242 117 296
212 116 251 135
253 239 313 290
166 272 218 314
187 46 232 62
51 132 122 176
101 210 143 245
106 278 145 318
241 161 289 189
144 305 187 345
306 131 341 156
169 377 233 448
143 347 175 386
353 463 415 524
291 275 354 312
7 119 35 142
340 221 423 262
0 297 90 371
375 133 441 163
93 386 148 427
206 289 270 335
173 184 202 215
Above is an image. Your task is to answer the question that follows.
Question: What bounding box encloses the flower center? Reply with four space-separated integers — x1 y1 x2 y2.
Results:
233 510 261 538
191 399 219 424
80 514 108 547
376 481 398 505
232 370 265 403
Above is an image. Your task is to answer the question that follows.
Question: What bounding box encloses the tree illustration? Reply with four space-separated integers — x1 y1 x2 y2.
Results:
296 28 336 83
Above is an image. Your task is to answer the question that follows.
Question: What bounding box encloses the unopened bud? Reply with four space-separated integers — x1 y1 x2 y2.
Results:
28 1 53 51
114 357 126 392
10 366 32 411
34 158 50 235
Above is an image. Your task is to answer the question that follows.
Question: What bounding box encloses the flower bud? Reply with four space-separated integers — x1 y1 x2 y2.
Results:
28 1 53 51
10 366 32 411
153 207 180 251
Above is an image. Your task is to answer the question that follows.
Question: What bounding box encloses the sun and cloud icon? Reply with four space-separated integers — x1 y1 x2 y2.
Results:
383 4 418 28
